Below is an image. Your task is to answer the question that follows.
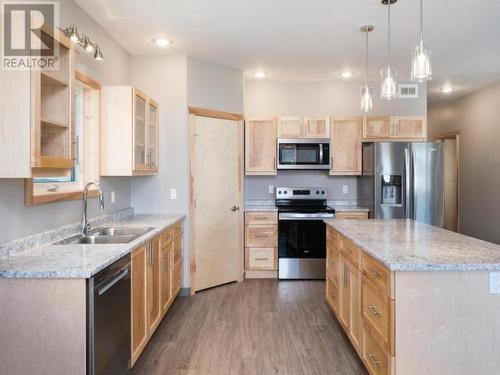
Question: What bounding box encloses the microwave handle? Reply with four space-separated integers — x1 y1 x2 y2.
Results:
319 144 323 164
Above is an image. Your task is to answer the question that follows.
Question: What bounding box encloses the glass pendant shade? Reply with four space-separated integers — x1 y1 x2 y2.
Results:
411 40 432 81
360 85 374 113
380 68 398 100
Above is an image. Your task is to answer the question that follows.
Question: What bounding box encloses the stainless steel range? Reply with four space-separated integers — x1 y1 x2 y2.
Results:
276 187 335 280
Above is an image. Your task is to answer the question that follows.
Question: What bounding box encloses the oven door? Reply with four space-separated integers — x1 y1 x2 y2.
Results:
277 139 330 170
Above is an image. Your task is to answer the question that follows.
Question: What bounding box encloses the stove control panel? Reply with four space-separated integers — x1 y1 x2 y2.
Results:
276 187 327 200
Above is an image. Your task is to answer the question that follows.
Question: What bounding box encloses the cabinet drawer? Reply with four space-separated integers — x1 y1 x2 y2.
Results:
339 236 361 269
326 274 339 313
335 211 368 220
363 253 393 298
245 211 277 225
362 276 394 355
362 327 392 375
247 248 276 270
245 225 277 247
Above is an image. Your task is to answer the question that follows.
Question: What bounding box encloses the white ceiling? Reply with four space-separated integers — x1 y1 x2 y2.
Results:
76 0 500 107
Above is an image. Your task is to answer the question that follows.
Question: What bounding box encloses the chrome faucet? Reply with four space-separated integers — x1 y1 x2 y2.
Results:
82 181 105 236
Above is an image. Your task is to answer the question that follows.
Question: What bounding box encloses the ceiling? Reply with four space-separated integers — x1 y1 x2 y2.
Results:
76 0 500 107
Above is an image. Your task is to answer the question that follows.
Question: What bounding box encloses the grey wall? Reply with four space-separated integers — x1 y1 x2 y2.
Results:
244 80 427 201
428 83 500 244
0 0 131 243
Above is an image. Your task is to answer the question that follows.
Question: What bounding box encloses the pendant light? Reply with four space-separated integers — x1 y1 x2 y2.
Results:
360 25 374 113
411 0 432 81
380 0 398 100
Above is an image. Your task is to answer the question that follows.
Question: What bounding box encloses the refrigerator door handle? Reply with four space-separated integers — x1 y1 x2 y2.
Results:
404 147 411 219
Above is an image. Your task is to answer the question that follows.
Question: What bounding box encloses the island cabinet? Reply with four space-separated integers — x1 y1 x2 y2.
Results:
245 118 277 175
101 86 159 176
363 116 426 141
131 221 184 366
244 211 278 278
335 211 369 220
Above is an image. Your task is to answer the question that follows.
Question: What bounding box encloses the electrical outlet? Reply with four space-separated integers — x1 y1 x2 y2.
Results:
110 191 116 204
268 185 274 194
170 188 177 200
342 185 349 194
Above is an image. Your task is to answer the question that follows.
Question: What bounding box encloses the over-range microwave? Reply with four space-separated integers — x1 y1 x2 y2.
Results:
277 138 330 170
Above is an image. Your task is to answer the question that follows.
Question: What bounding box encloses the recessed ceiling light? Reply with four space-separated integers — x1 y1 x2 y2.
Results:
254 71 267 79
441 86 454 94
340 71 354 79
154 37 172 47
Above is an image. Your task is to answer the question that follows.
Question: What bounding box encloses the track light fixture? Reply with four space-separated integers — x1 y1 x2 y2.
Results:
63 25 104 61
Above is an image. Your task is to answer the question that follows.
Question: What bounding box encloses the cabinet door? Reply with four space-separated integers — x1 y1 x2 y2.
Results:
304 117 330 138
277 116 303 138
339 257 362 352
131 245 148 364
330 117 362 175
147 236 162 334
363 116 391 139
245 118 277 175
160 243 172 313
340 259 350 329
147 99 159 170
133 90 148 171
393 116 426 139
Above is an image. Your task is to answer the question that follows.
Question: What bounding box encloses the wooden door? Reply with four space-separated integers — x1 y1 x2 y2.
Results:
393 116 426 139
304 117 330 138
330 117 362 175
133 89 148 171
363 116 391 139
191 112 243 293
147 236 162 333
131 245 148 365
245 118 277 175
277 116 303 138
147 99 159 170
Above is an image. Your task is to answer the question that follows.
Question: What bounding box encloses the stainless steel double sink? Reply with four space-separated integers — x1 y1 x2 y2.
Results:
55 226 154 245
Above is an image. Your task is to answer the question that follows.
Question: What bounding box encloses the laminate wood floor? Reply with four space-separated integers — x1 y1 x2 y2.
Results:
131 279 368 375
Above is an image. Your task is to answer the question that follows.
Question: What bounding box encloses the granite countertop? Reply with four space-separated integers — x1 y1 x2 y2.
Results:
0 214 185 279
325 219 500 271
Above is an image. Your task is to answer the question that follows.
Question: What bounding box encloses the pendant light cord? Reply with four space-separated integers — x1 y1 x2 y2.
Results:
365 30 369 86
420 0 424 42
387 0 391 70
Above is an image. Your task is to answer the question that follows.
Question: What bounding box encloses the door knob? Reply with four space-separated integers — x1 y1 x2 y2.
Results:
230 206 240 212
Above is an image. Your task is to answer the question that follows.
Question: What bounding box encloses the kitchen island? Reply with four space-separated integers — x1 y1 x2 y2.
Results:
324 219 500 375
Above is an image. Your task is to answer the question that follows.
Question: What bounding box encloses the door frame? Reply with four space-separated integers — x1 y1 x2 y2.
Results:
431 130 461 232
188 106 244 295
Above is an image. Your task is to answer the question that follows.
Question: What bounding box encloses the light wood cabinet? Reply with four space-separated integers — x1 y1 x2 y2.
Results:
277 116 303 138
335 211 369 220
339 255 362 351
244 211 278 274
131 220 184 367
277 116 330 138
245 118 277 175
101 86 159 176
330 117 362 175
363 116 426 141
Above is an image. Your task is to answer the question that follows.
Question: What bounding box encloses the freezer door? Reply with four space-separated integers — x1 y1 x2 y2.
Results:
374 142 409 219
411 142 444 227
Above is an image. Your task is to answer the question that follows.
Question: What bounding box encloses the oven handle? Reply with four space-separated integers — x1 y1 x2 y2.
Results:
279 213 335 220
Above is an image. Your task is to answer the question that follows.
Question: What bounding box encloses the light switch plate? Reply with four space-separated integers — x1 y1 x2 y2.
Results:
489 272 500 294
170 188 177 200
342 185 349 194
110 191 116 204
268 185 274 194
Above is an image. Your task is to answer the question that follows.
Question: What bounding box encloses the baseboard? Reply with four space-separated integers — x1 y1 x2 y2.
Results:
245 270 278 279
179 287 191 297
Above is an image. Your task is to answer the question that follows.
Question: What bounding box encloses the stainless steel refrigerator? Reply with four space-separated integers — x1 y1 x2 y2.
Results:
357 142 444 227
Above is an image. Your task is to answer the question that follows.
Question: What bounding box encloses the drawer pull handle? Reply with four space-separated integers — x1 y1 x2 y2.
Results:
254 257 270 261
368 353 381 368
368 267 382 278
254 235 271 238
368 304 381 318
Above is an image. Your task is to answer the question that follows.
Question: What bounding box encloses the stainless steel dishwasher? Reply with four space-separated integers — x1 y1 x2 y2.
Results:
87 255 131 375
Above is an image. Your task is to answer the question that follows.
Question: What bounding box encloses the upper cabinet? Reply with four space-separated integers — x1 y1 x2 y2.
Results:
0 26 74 177
277 116 330 139
101 86 159 176
330 117 362 176
245 118 277 175
363 116 426 140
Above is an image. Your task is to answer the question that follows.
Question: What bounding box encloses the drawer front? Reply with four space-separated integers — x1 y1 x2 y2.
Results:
246 225 277 247
363 253 393 298
362 276 393 354
336 211 368 220
245 211 277 225
247 248 275 270
339 236 361 269
363 327 392 375
326 274 339 313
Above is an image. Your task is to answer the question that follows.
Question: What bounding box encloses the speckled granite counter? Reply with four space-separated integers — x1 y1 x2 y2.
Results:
0 214 185 279
325 219 500 271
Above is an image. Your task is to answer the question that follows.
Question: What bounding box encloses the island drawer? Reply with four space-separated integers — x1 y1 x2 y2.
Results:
245 225 277 247
362 326 392 375
362 276 394 355
246 248 276 270
245 211 277 225
339 235 362 269
362 253 394 298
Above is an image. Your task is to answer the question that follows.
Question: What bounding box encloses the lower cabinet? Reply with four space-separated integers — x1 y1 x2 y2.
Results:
326 226 395 375
335 211 369 220
244 211 278 277
131 220 184 366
